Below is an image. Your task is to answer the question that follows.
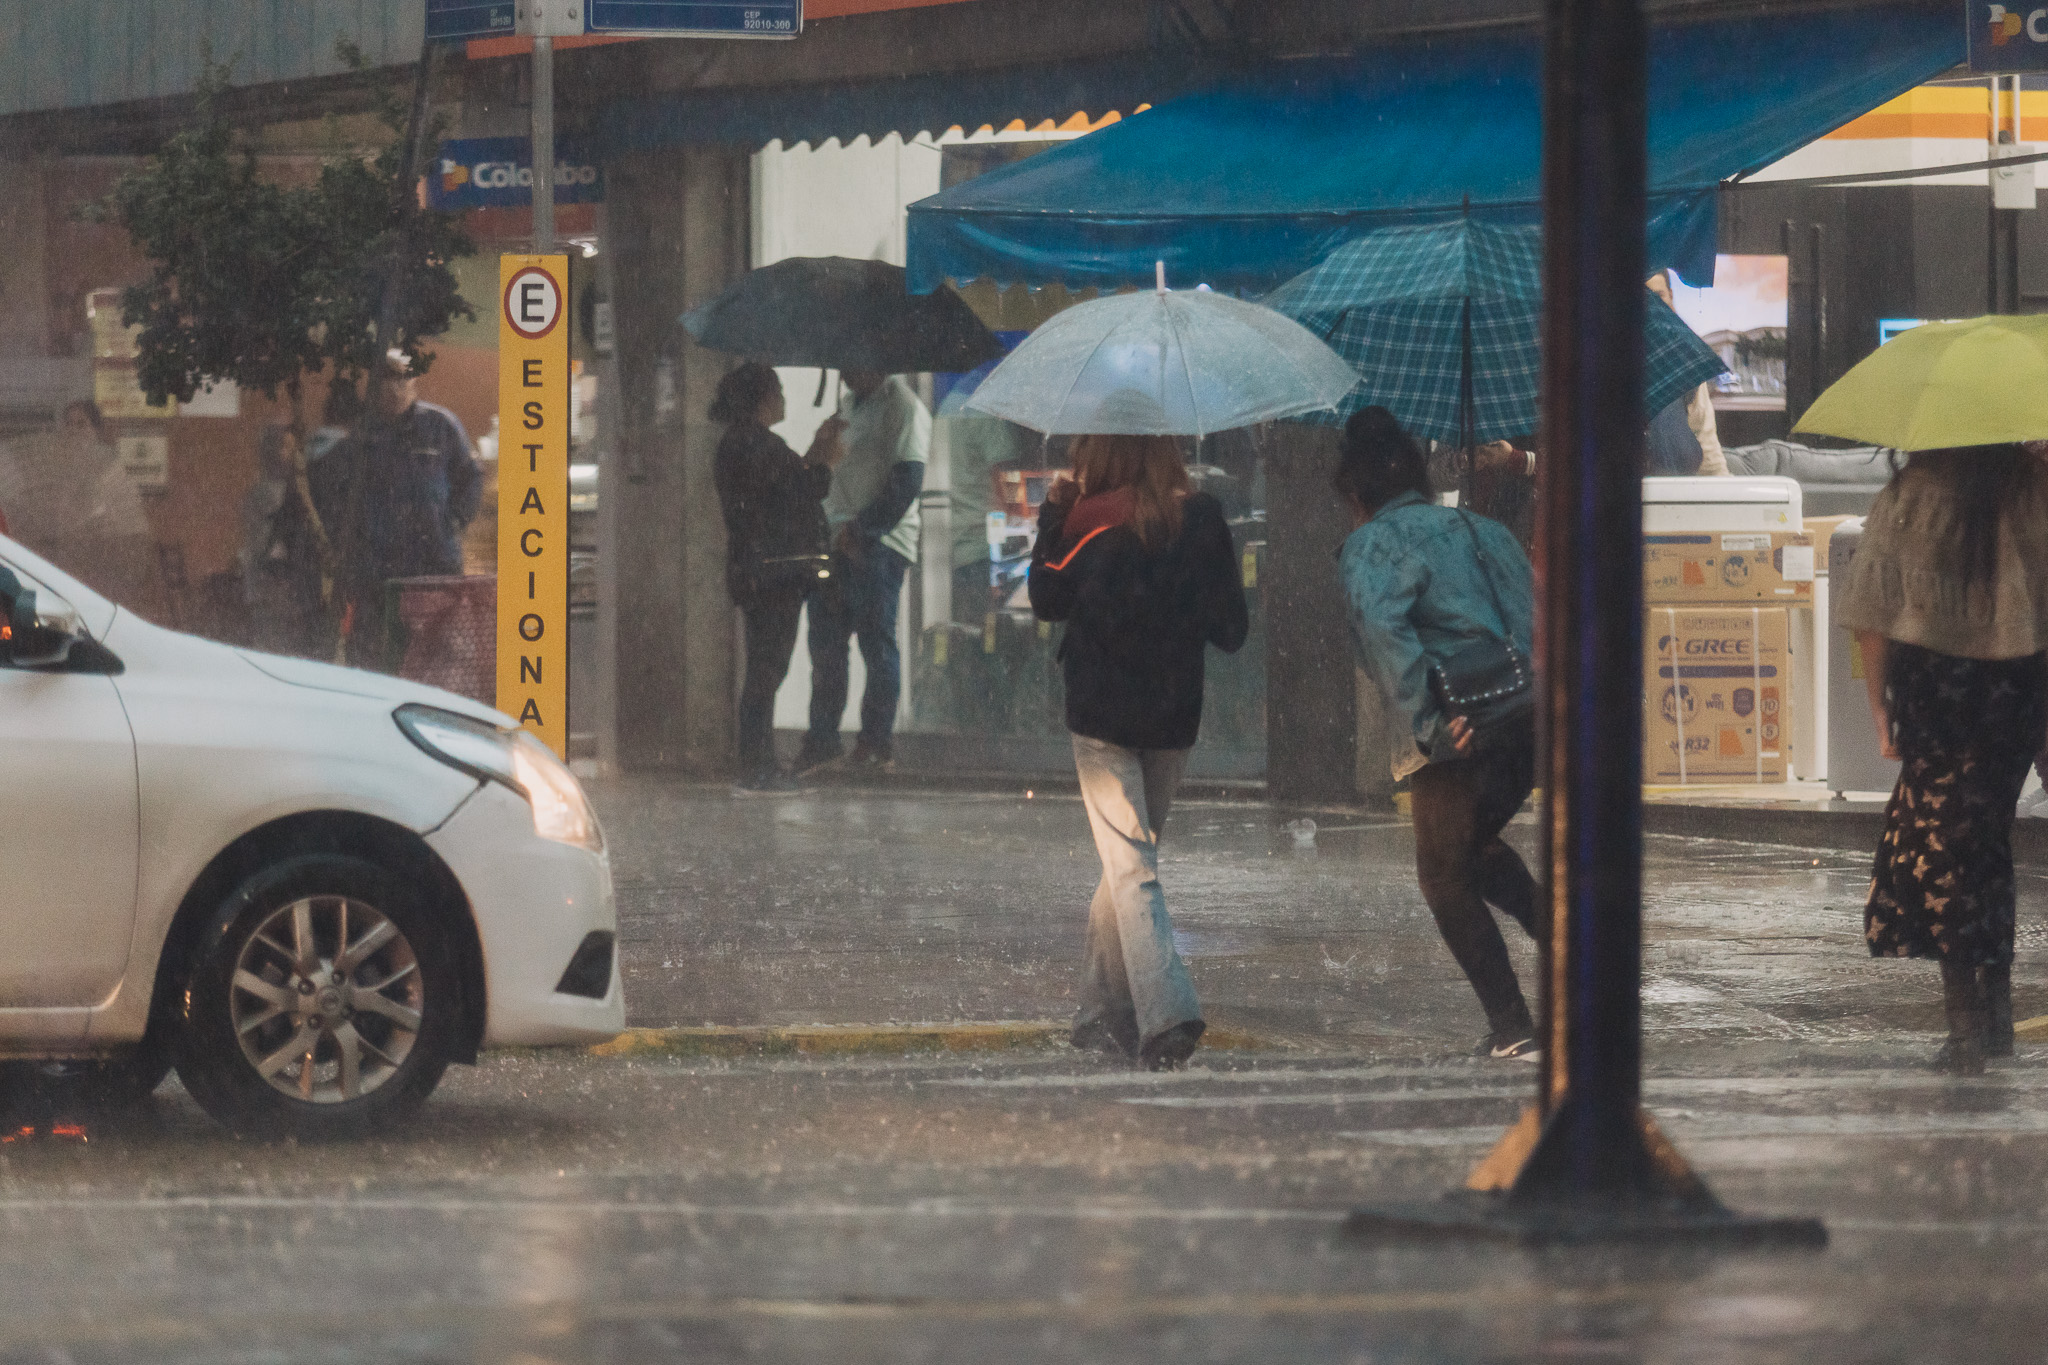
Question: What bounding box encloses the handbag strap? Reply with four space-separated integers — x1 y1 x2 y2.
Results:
1454 508 1517 647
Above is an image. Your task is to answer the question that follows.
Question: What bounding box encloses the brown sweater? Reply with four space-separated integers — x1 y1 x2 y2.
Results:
1834 454 2048 660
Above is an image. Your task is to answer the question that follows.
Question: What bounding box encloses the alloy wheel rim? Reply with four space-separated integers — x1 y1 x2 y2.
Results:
230 895 422 1104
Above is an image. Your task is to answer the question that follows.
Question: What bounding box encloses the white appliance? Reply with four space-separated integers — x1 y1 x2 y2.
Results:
1641 476 1802 533
1640 476 1820 780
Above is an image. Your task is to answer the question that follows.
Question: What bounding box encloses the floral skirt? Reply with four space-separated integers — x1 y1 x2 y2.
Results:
1866 644 2047 967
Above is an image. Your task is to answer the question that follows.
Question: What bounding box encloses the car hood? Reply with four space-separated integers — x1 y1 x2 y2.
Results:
238 650 514 727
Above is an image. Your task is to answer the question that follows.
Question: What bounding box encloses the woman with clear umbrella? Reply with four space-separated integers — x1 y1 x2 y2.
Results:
969 268 1356 1070
1029 422 1247 1069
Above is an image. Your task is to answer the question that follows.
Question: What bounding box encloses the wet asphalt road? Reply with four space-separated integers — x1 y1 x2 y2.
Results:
4 782 2048 1362
598 777 2038 1052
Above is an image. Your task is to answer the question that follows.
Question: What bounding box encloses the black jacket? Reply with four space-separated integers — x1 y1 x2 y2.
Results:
1029 491 1249 751
713 422 831 606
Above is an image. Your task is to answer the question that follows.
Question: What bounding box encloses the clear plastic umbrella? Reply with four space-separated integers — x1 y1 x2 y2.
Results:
962 265 1358 436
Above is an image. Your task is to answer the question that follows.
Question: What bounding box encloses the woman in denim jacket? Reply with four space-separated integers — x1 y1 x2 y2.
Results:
1336 406 1544 1059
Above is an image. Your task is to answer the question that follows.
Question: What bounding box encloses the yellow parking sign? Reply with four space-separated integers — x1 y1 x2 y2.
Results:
497 255 570 756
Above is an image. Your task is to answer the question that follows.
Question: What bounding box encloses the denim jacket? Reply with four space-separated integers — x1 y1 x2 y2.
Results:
1339 491 1535 779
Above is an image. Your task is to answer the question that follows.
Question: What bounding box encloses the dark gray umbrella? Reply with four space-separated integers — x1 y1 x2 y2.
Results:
680 256 1003 373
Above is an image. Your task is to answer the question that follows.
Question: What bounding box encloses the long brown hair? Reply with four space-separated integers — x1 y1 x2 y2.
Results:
1070 434 1189 551
1903 445 2033 587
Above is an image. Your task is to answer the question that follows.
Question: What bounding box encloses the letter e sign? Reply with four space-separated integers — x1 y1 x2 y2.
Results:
503 266 563 340
497 255 570 755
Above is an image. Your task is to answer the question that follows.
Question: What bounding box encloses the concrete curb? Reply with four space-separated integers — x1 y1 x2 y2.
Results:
1642 802 2048 866
589 1021 1278 1060
1640 803 1886 854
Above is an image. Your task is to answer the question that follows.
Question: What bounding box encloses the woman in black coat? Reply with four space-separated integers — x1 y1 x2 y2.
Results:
1029 433 1248 1069
710 362 840 792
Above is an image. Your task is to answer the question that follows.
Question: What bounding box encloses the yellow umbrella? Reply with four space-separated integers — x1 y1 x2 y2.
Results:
1794 314 2048 451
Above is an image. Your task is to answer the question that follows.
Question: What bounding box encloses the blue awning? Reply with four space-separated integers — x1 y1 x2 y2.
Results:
906 4 1962 294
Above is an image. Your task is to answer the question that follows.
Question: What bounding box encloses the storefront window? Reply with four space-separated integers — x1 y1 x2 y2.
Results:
752 127 1269 779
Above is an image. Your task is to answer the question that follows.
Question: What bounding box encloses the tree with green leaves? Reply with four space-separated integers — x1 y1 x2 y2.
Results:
85 45 474 622
89 48 473 416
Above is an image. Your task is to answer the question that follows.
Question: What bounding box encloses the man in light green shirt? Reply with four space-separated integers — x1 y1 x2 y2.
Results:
800 370 929 772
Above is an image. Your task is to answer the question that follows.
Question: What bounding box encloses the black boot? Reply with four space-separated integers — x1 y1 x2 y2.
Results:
1934 961 1988 1076
1138 1019 1205 1072
1983 962 2015 1059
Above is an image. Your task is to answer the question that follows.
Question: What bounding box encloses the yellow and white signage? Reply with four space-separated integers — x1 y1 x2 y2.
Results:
497 255 570 756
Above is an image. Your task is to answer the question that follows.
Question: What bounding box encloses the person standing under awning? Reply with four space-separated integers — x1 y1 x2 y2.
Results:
797 369 928 774
1647 271 1727 476
1427 438 1539 552
312 352 481 673
713 362 839 793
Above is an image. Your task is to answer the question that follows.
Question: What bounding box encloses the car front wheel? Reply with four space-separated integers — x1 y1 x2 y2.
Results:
176 853 461 1139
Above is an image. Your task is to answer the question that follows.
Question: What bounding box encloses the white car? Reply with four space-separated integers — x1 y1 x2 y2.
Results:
0 535 624 1138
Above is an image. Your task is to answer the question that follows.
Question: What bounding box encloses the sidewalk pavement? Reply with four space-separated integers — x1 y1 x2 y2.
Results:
784 764 2048 860
588 776 2048 1066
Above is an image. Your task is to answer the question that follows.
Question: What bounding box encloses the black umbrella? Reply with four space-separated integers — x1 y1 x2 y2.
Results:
680 256 1003 374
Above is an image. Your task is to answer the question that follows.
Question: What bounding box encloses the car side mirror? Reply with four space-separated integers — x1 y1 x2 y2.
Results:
0 571 83 669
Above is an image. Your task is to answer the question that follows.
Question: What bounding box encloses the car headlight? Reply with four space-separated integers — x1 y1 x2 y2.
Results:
395 704 604 853
509 729 604 852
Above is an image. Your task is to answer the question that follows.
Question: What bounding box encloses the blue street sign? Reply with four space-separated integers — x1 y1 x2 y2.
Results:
1968 2 2048 72
586 1 802 37
426 0 516 41
430 137 605 210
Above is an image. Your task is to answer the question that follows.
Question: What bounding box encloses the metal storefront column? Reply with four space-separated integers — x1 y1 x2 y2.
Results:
603 144 752 774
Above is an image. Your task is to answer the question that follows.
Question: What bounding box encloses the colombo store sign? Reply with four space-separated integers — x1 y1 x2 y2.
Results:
432 138 604 211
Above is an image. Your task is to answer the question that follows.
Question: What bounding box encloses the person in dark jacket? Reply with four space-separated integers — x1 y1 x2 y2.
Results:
1030 432 1248 1070
711 362 841 793
1337 407 1544 1060
311 352 481 672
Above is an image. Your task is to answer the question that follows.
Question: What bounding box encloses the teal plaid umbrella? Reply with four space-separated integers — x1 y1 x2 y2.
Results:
1263 219 1726 444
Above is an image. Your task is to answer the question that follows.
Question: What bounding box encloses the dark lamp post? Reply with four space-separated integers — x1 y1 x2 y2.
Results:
1346 0 1825 1247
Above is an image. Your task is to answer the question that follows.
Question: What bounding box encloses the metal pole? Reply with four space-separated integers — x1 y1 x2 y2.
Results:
1525 0 1649 1200
532 35 556 254
1346 0 1823 1243
1780 219 1812 422
593 209 623 777
1991 75 2022 315
1810 224 1827 394
2013 75 2023 315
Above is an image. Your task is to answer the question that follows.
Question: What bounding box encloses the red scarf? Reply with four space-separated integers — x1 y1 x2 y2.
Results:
1044 487 1136 571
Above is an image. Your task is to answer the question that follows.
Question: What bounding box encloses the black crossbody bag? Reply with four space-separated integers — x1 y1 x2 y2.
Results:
1425 511 1534 753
